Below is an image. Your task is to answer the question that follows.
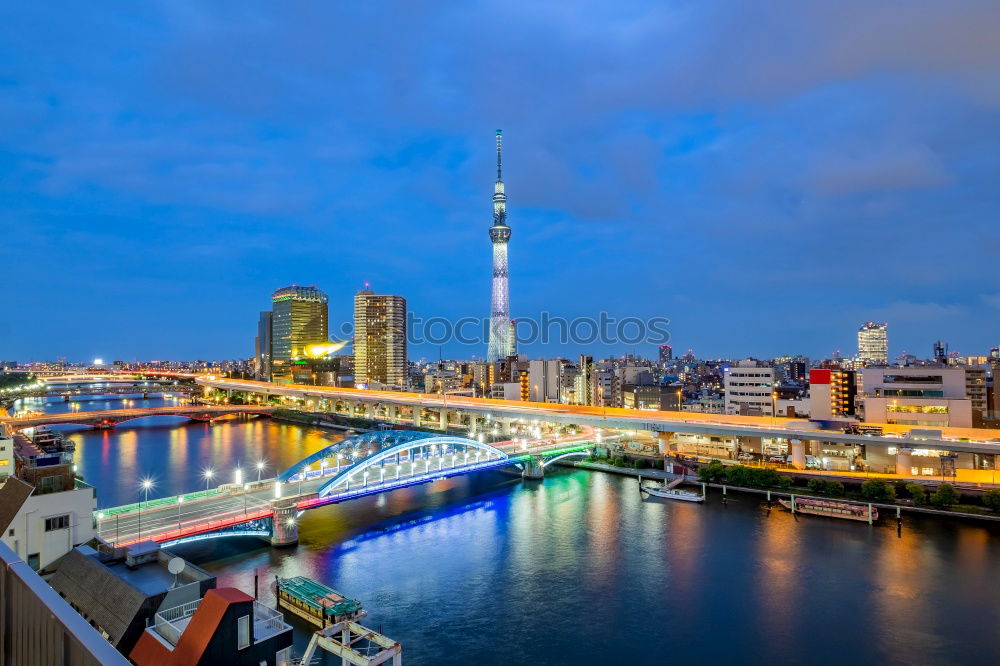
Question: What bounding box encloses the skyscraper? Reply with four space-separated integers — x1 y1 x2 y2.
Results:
270 286 328 381
254 311 272 380
658 344 673 364
353 288 407 389
857 322 888 366
487 130 514 362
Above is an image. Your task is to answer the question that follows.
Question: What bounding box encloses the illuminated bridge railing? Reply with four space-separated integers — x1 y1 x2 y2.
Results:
295 453 516 510
107 509 275 548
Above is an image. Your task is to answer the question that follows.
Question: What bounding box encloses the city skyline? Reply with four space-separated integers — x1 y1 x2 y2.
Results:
3 3 1000 361
4 4 1000 666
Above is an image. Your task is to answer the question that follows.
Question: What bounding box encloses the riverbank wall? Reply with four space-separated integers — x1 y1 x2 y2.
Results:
564 460 1000 524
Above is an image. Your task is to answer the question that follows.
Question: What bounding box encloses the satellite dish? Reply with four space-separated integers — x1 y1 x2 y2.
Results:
168 557 185 588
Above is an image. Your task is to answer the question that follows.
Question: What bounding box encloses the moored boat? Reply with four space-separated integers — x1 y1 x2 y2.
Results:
779 497 877 522
639 477 705 503
274 576 366 628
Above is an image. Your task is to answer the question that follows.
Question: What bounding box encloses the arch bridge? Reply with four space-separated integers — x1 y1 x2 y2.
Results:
3 405 273 430
93 430 595 549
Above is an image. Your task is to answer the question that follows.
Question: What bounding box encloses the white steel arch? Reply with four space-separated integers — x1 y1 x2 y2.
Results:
316 436 509 498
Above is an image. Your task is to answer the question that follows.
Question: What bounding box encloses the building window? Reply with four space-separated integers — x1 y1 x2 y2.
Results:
7 528 13 537
237 614 250 649
44 515 70 531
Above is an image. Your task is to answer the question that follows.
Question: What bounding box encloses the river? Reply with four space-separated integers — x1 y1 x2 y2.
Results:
15 394 1000 664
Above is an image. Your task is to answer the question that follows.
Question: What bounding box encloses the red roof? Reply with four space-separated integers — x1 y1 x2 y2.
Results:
130 588 252 666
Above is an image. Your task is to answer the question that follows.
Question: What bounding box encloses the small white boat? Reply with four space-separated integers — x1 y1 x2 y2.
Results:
639 477 704 503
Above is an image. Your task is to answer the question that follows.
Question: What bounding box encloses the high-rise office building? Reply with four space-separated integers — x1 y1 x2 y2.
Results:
254 311 272 380
270 286 328 381
658 344 673 364
353 289 407 389
857 322 888 366
487 130 515 361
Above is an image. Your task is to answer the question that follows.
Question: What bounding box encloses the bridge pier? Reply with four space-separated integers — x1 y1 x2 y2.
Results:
896 446 913 476
790 439 807 469
467 415 477 435
413 408 421 428
656 432 675 455
521 456 544 479
438 409 447 430
270 499 299 547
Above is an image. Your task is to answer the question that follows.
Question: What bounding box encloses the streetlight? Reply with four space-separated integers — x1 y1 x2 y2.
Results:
138 478 154 541
203 468 215 492
255 459 267 482
177 496 184 532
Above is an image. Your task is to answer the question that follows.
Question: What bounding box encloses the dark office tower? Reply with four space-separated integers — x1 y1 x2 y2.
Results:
270 286 328 382
659 344 673 364
933 340 948 363
254 311 272 380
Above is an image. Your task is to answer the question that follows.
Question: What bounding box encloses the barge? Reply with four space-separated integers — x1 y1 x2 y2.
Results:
779 498 878 522
275 576 366 628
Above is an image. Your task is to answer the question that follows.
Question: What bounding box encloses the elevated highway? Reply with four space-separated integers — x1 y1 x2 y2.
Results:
197 377 1000 457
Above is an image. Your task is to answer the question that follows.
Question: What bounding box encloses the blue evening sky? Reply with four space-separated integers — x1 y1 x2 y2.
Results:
2 1 998 362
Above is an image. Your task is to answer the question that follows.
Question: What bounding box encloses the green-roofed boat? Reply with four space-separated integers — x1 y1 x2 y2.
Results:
274 576 366 628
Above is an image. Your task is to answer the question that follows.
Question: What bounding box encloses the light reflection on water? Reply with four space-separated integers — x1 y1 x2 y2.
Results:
16 395 1000 664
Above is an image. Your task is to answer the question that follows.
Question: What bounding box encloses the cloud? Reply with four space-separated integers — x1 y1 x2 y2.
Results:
1 0 999 358
805 144 952 197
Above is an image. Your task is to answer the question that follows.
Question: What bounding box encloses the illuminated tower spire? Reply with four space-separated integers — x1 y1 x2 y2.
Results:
487 130 513 362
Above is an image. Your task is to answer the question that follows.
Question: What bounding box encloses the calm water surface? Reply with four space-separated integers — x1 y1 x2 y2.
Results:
17 395 1000 665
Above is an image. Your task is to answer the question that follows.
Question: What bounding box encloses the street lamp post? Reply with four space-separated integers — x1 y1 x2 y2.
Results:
177 496 184 533
256 460 266 482
138 478 153 541
203 468 215 492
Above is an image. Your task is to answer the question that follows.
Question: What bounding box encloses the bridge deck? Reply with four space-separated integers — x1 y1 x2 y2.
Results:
3 405 273 429
96 437 593 547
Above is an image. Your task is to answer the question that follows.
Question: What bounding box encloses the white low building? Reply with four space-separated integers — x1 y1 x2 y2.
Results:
1 480 97 571
0 430 97 572
861 367 973 428
724 365 776 416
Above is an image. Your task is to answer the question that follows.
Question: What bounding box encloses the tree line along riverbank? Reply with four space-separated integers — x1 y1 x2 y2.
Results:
575 452 1000 523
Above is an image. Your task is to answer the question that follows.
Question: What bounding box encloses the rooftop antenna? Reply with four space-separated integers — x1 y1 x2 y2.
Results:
496 129 503 181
